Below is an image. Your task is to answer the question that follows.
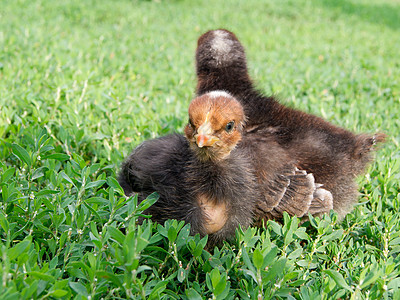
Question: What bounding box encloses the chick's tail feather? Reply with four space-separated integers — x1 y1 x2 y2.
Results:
195 29 253 96
353 133 386 158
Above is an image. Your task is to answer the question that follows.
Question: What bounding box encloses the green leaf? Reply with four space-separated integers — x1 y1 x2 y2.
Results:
296 259 318 269
82 200 102 221
323 269 352 291
28 271 55 283
168 226 177 243
389 237 400 246
186 288 202 300
39 145 54 154
393 289 400 300
137 192 159 212
96 271 123 288
87 252 97 270
106 177 124 195
214 275 227 296
69 282 88 297
294 228 310 241
176 223 190 248
31 166 48 180
284 232 294 247
241 269 257 285
322 229 343 241
263 246 278 268
263 257 287 285
36 189 59 197
148 280 168 299
48 290 68 298
287 248 303 260
242 245 256 273
268 220 283 236
136 236 149 253
242 226 258 246
90 221 100 239
85 180 106 189
177 267 185 283
148 233 163 245
59 172 75 186
0 212 9 233
210 268 221 289
85 197 109 205
107 226 125 245
360 264 381 289
1 167 15 182
253 248 263 270
308 214 318 228
388 277 400 290
199 235 208 248
8 237 32 261
11 143 31 167
194 243 204 258
43 153 70 161
157 224 168 238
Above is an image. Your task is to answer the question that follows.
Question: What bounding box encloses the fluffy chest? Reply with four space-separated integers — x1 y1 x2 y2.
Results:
187 156 249 200
197 193 228 234
186 154 254 234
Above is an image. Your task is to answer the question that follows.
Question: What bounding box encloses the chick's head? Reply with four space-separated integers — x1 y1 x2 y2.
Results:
184 91 245 161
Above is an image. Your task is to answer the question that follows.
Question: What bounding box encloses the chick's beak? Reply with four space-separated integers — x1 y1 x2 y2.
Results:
194 121 219 148
196 134 219 148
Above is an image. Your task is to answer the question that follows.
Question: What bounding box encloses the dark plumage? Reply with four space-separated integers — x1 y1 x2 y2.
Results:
119 94 259 246
119 92 338 245
119 94 257 244
119 29 384 245
195 29 385 220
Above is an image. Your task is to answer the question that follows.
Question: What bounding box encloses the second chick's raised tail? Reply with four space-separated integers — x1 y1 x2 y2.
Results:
119 92 333 245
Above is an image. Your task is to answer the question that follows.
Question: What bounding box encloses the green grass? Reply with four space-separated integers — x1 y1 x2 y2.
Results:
0 0 399 298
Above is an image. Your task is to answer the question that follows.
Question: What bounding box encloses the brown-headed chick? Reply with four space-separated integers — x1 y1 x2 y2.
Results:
119 93 256 246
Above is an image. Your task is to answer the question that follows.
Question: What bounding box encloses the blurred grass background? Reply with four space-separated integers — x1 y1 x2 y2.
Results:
1 0 398 157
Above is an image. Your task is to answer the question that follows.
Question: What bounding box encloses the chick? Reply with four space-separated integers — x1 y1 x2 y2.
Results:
195 29 385 220
119 92 333 244
119 93 258 246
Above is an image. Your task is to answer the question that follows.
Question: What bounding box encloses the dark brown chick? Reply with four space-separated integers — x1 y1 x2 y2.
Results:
119 93 258 246
194 92 334 223
119 92 334 245
195 29 385 221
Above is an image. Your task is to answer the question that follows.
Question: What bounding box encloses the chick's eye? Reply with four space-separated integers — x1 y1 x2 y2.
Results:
225 121 235 132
